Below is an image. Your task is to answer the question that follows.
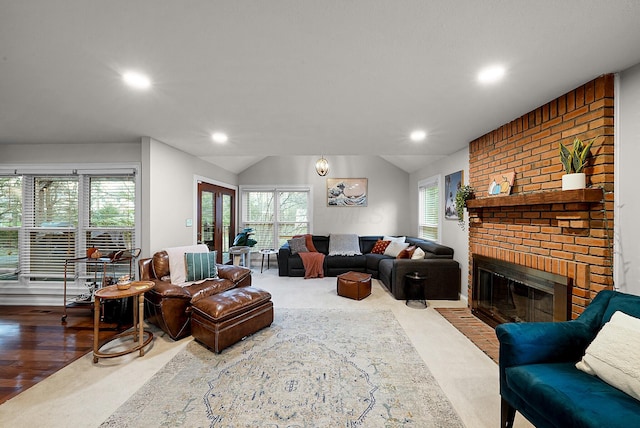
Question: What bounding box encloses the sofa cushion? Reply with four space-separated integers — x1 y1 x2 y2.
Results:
365 253 392 271
370 239 391 254
189 278 237 304
185 251 218 282
384 235 406 244
397 245 416 259
311 236 330 254
506 362 640 427
384 241 409 257
191 286 272 323
412 247 426 259
165 244 209 286
328 234 362 256
293 234 317 252
288 237 309 255
325 254 367 270
576 311 640 401
359 235 384 254
406 238 454 257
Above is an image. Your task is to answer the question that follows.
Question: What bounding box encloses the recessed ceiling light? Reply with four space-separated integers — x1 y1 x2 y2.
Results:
410 130 427 142
478 65 505 84
211 132 228 143
122 71 152 90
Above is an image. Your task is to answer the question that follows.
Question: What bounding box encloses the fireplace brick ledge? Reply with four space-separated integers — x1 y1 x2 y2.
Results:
465 188 603 209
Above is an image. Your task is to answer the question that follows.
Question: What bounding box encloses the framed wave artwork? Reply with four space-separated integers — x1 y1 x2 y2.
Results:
327 178 368 207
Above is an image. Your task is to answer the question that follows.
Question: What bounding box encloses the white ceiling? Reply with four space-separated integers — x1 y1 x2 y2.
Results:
2 1 640 173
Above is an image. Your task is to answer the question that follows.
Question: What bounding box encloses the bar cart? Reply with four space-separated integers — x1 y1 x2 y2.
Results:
61 248 141 323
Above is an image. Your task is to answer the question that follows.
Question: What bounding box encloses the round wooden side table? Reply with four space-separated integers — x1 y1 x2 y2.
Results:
93 280 155 363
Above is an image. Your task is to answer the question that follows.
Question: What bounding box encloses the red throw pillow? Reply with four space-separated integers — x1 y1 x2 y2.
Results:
371 240 391 254
294 234 317 252
397 245 417 259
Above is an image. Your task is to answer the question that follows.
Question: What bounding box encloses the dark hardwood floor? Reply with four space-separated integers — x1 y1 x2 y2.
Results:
0 305 127 405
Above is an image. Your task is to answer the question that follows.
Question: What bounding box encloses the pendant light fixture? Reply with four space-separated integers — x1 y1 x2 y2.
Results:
315 155 329 176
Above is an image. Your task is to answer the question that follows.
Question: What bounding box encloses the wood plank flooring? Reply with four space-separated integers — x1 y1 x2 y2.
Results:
0 305 127 405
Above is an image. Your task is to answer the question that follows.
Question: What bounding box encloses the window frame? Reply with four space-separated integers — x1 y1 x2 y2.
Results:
0 163 141 293
240 185 312 250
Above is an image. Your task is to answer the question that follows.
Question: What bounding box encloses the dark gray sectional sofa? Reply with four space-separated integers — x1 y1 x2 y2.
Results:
277 235 461 300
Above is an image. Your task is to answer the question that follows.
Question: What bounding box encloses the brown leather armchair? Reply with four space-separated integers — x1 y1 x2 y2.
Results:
139 250 252 340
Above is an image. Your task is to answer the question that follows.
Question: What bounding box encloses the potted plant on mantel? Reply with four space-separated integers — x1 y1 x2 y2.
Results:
559 136 595 190
455 185 474 229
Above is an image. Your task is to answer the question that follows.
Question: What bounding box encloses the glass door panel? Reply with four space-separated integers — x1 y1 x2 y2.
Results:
197 182 235 264
221 194 232 264
200 190 215 251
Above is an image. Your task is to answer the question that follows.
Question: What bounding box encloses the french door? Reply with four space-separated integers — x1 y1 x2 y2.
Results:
197 182 235 264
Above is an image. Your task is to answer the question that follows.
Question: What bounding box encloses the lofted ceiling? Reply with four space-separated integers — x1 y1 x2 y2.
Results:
1 1 640 173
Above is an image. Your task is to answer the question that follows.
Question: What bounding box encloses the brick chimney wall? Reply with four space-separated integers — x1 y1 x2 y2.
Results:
467 74 615 318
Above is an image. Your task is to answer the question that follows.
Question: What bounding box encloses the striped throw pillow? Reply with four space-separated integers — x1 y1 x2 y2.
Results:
184 251 218 282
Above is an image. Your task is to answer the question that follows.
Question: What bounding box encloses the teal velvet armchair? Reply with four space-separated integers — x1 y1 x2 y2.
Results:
496 290 640 428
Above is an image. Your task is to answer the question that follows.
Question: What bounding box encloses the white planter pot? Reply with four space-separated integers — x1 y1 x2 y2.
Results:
562 173 586 190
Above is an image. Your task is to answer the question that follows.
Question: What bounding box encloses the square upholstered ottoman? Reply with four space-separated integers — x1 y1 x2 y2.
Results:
191 286 273 353
337 271 372 300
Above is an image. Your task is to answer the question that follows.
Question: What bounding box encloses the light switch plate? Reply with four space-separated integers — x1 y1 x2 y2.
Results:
185 218 193 227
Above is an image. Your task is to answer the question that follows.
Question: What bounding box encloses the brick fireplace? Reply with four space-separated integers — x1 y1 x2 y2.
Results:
466 74 614 320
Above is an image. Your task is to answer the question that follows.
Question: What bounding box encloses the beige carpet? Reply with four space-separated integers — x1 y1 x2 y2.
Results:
102 309 464 427
0 270 533 427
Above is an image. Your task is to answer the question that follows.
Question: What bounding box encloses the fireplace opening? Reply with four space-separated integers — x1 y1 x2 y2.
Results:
472 255 572 327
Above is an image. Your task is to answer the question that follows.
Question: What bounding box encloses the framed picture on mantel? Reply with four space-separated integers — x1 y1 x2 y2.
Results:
327 178 368 207
488 171 515 196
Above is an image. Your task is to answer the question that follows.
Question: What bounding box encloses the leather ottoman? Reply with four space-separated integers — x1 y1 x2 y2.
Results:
337 271 372 300
191 286 273 353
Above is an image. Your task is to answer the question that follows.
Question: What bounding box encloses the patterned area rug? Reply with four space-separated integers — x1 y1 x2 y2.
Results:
101 309 463 427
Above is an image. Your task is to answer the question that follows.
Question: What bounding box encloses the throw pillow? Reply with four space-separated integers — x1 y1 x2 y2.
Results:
397 245 417 259
371 240 391 254
576 311 640 401
184 251 218 282
328 234 362 256
384 241 410 257
288 237 309 255
411 247 426 259
165 244 209 286
383 235 406 244
294 234 317 252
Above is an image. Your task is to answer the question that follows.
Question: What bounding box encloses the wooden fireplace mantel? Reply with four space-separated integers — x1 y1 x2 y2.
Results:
465 188 603 209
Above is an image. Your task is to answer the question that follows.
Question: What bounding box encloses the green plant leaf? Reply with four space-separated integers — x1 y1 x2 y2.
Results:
559 144 573 173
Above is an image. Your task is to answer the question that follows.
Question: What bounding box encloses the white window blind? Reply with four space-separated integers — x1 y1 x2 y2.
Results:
25 176 78 279
241 187 311 249
419 176 440 241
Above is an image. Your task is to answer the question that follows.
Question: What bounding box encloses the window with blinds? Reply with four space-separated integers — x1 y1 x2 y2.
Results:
0 171 137 285
241 187 310 249
87 176 136 255
0 177 21 279
419 176 440 242
242 190 275 249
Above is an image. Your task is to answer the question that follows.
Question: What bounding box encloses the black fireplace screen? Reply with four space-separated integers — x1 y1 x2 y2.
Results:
472 255 571 327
